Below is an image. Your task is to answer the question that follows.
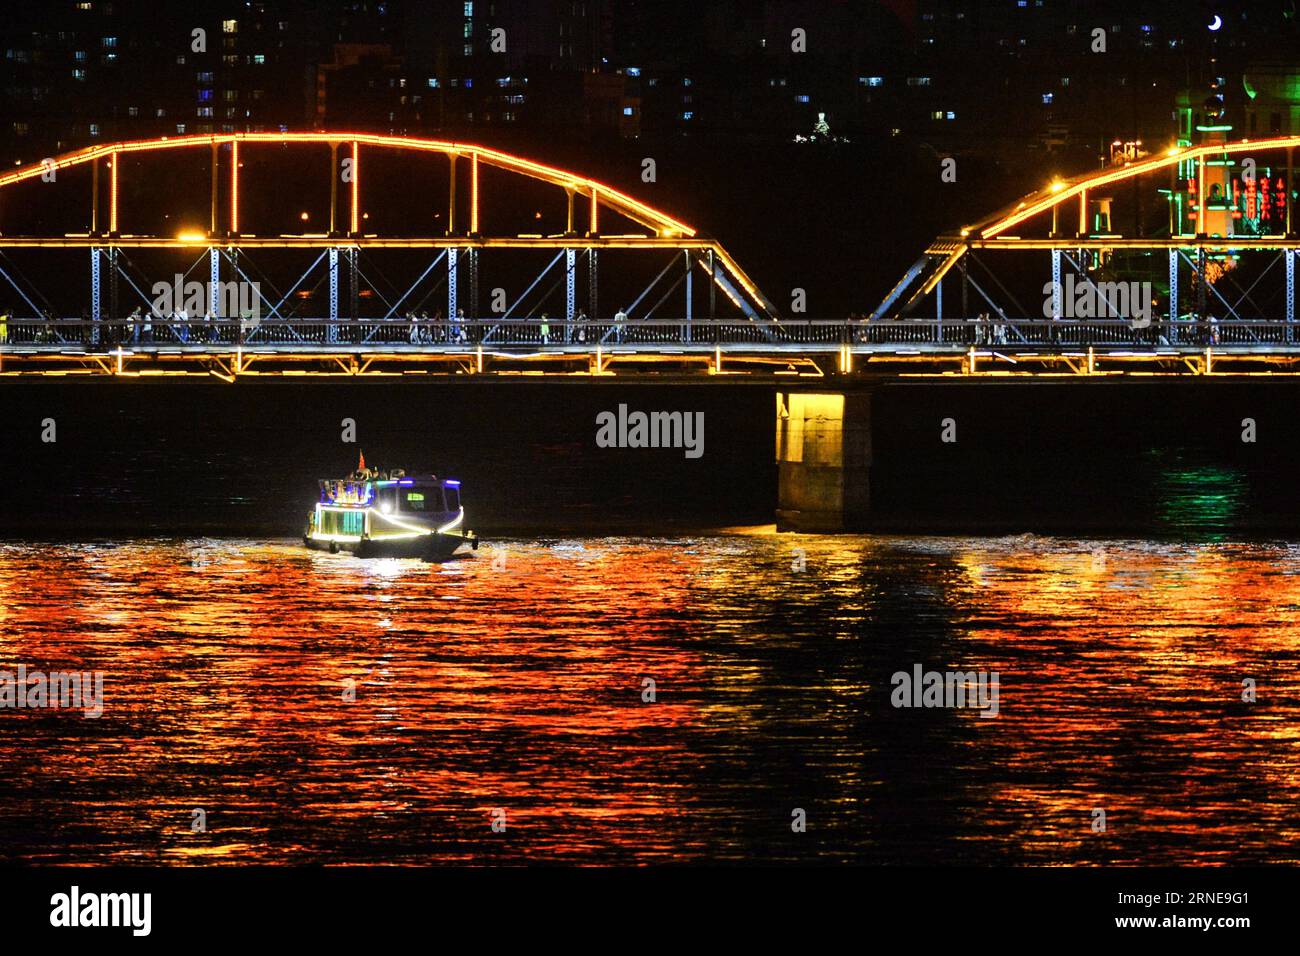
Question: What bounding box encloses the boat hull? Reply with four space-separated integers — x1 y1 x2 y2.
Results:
304 531 476 561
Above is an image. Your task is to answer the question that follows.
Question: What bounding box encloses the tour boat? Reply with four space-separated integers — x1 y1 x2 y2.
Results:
304 460 478 560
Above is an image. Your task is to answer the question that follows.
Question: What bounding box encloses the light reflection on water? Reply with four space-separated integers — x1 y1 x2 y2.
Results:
0 533 1297 865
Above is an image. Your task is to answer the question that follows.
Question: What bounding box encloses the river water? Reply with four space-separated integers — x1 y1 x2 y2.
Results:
1 531 1297 865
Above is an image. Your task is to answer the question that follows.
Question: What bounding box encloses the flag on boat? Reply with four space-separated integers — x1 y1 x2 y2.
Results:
358 450 366 471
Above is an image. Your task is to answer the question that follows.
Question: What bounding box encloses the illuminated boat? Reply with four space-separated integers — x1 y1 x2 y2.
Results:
303 469 478 560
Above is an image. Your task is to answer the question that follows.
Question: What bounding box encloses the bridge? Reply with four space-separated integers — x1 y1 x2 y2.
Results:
3 132 1300 378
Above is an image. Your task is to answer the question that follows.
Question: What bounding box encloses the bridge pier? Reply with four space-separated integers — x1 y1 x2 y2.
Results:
775 389 872 532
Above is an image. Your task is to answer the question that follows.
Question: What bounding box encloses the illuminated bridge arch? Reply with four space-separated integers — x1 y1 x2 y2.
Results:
0 132 698 239
0 132 784 378
866 136 1300 374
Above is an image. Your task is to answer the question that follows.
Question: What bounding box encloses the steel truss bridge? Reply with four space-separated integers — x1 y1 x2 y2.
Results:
6 133 1300 379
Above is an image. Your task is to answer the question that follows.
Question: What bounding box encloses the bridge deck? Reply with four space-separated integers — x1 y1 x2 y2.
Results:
4 319 1300 377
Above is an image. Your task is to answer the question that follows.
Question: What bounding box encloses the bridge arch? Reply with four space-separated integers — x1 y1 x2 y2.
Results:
0 132 697 239
875 135 1300 333
0 133 783 374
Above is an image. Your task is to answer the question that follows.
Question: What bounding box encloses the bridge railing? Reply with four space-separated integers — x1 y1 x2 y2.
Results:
0 317 1294 351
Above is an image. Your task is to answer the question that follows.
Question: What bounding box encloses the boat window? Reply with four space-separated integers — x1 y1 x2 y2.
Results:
376 487 398 513
403 491 427 512
444 486 460 512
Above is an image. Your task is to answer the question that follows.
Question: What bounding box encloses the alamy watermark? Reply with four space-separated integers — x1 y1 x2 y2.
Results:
151 274 261 326
890 664 999 718
596 404 704 459
50 886 150 936
0 664 104 718
1042 274 1152 329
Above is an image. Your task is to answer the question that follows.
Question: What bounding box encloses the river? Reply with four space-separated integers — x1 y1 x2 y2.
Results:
1 532 1296 864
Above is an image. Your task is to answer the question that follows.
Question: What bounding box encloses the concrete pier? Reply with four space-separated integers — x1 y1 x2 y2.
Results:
775 389 872 531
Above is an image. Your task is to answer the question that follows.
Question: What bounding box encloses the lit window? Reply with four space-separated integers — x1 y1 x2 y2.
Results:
89 123 99 136
176 124 186 133
907 76 932 86
427 78 439 88
681 111 693 120
253 54 265 65
222 19 237 33
1042 93 1053 104
626 67 640 77
795 94 809 103
861 76 884 87
463 43 472 56
75 50 87 61
464 1 473 13
72 68 86 80
623 106 633 116
102 36 116 48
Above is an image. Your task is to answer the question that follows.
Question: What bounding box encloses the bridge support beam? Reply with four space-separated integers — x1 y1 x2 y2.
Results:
328 248 339 343
448 248 459 323
1288 250 1295 345
90 248 101 323
1050 250 1062 320
776 390 872 532
565 248 575 341
209 248 220 318
1169 249 1179 344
